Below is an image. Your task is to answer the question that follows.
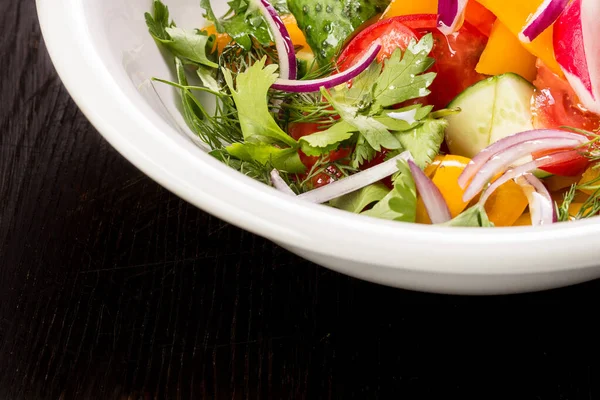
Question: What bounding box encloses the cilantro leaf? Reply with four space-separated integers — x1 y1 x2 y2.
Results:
145 0 172 41
223 57 297 147
441 204 494 227
375 104 434 131
351 135 376 169
361 159 417 222
329 183 390 213
298 121 356 156
226 142 306 173
321 87 401 152
393 117 447 169
200 0 272 51
164 27 219 68
145 1 217 68
372 35 436 109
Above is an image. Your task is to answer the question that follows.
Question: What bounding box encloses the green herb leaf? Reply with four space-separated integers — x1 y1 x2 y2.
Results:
351 136 376 169
298 121 356 156
223 57 298 147
200 0 272 51
145 1 217 68
375 104 434 132
145 0 172 41
329 183 390 213
164 27 219 68
441 204 494 227
361 159 417 222
321 87 401 152
372 35 436 109
225 142 306 173
394 117 447 169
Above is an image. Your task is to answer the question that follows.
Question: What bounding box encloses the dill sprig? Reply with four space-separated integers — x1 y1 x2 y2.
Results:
556 163 600 221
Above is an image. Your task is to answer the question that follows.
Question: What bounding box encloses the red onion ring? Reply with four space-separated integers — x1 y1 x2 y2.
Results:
272 43 381 92
253 0 297 80
408 160 452 224
519 0 570 43
476 151 576 205
515 174 557 225
270 169 297 196
437 0 469 35
297 151 412 204
458 129 589 189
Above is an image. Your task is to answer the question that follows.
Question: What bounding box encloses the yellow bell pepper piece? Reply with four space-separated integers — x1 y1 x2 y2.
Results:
484 179 529 226
476 20 537 82
513 212 532 226
381 0 437 19
475 0 561 75
416 155 473 224
578 165 600 195
201 14 310 55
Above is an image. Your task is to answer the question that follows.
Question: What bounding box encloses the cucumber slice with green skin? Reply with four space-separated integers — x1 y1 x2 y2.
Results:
445 73 535 159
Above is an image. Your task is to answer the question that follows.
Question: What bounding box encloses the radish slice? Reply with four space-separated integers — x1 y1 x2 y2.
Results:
437 0 469 35
461 137 587 202
272 44 381 92
554 0 600 114
297 151 413 204
253 0 297 80
519 0 570 43
515 174 557 225
270 169 297 196
408 160 452 223
458 129 589 189
476 151 576 205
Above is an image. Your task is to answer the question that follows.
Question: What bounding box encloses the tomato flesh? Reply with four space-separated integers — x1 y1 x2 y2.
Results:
530 61 599 176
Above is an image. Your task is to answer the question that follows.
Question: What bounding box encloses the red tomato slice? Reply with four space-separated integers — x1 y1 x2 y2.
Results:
398 14 488 109
337 18 419 72
337 14 488 110
464 0 496 37
530 61 599 176
532 149 591 177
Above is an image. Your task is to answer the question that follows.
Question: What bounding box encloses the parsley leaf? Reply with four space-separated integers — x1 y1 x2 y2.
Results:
441 204 494 227
200 0 272 51
298 121 356 156
223 57 297 147
361 159 417 222
393 117 448 169
372 35 436 109
329 183 390 213
145 1 217 68
225 142 305 173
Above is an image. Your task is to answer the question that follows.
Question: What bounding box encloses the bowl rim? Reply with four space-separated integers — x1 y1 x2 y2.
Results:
36 0 600 276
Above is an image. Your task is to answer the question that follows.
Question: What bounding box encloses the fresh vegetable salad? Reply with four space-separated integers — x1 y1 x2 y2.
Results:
145 0 600 227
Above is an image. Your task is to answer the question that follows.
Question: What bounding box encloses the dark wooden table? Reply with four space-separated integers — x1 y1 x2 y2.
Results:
3 1 600 399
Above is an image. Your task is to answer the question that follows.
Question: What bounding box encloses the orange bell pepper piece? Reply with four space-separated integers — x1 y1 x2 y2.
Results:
513 212 532 226
474 0 561 75
475 20 538 82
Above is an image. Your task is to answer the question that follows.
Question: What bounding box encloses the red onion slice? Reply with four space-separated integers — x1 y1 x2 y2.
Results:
253 0 297 80
272 43 381 92
437 0 469 35
515 174 557 225
476 151 576 205
554 0 600 114
408 160 452 224
461 137 586 202
297 151 413 204
270 169 297 196
458 129 589 189
519 0 570 43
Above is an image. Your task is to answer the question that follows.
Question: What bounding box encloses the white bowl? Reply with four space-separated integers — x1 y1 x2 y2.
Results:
37 0 600 294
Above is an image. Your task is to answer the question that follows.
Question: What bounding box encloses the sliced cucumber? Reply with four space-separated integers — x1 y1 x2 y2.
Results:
445 73 535 159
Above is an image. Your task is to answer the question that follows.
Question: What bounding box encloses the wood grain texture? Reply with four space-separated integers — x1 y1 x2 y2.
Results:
2 1 600 399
